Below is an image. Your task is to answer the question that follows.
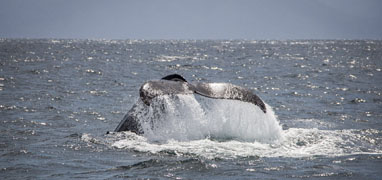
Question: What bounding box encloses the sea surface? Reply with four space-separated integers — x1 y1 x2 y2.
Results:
0 39 381 179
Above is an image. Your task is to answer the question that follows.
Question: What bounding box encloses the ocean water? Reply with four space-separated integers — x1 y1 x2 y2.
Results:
0 39 381 179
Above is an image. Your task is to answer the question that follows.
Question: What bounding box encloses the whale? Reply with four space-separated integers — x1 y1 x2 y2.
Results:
114 74 266 134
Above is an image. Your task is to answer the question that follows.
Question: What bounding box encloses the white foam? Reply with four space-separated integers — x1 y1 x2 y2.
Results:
100 94 382 159
109 127 382 159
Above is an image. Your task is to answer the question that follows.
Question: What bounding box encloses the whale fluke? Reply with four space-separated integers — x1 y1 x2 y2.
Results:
115 74 266 133
190 82 266 113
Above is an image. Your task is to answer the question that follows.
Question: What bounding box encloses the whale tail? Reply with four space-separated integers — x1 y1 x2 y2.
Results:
140 74 266 113
161 74 187 82
190 82 266 113
115 105 142 133
115 74 267 133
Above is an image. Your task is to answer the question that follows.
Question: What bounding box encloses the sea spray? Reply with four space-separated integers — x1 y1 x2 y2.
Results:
129 94 283 142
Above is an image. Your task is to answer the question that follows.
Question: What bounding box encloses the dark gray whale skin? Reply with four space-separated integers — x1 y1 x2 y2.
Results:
114 74 266 133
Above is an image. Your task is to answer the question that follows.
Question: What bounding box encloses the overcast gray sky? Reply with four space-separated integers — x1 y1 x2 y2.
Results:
0 0 381 39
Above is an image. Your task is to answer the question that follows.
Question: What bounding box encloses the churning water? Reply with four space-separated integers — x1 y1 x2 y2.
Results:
0 39 381 179
90 95 380 160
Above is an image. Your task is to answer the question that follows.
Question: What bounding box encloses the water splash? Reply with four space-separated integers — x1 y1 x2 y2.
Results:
82 95 382 160
95 127 382 160
129 94 283 142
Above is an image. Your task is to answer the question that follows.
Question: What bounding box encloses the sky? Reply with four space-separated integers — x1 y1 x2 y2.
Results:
0 0 381 40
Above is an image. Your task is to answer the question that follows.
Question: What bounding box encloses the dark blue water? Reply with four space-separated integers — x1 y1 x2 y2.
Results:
0 39 381 179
